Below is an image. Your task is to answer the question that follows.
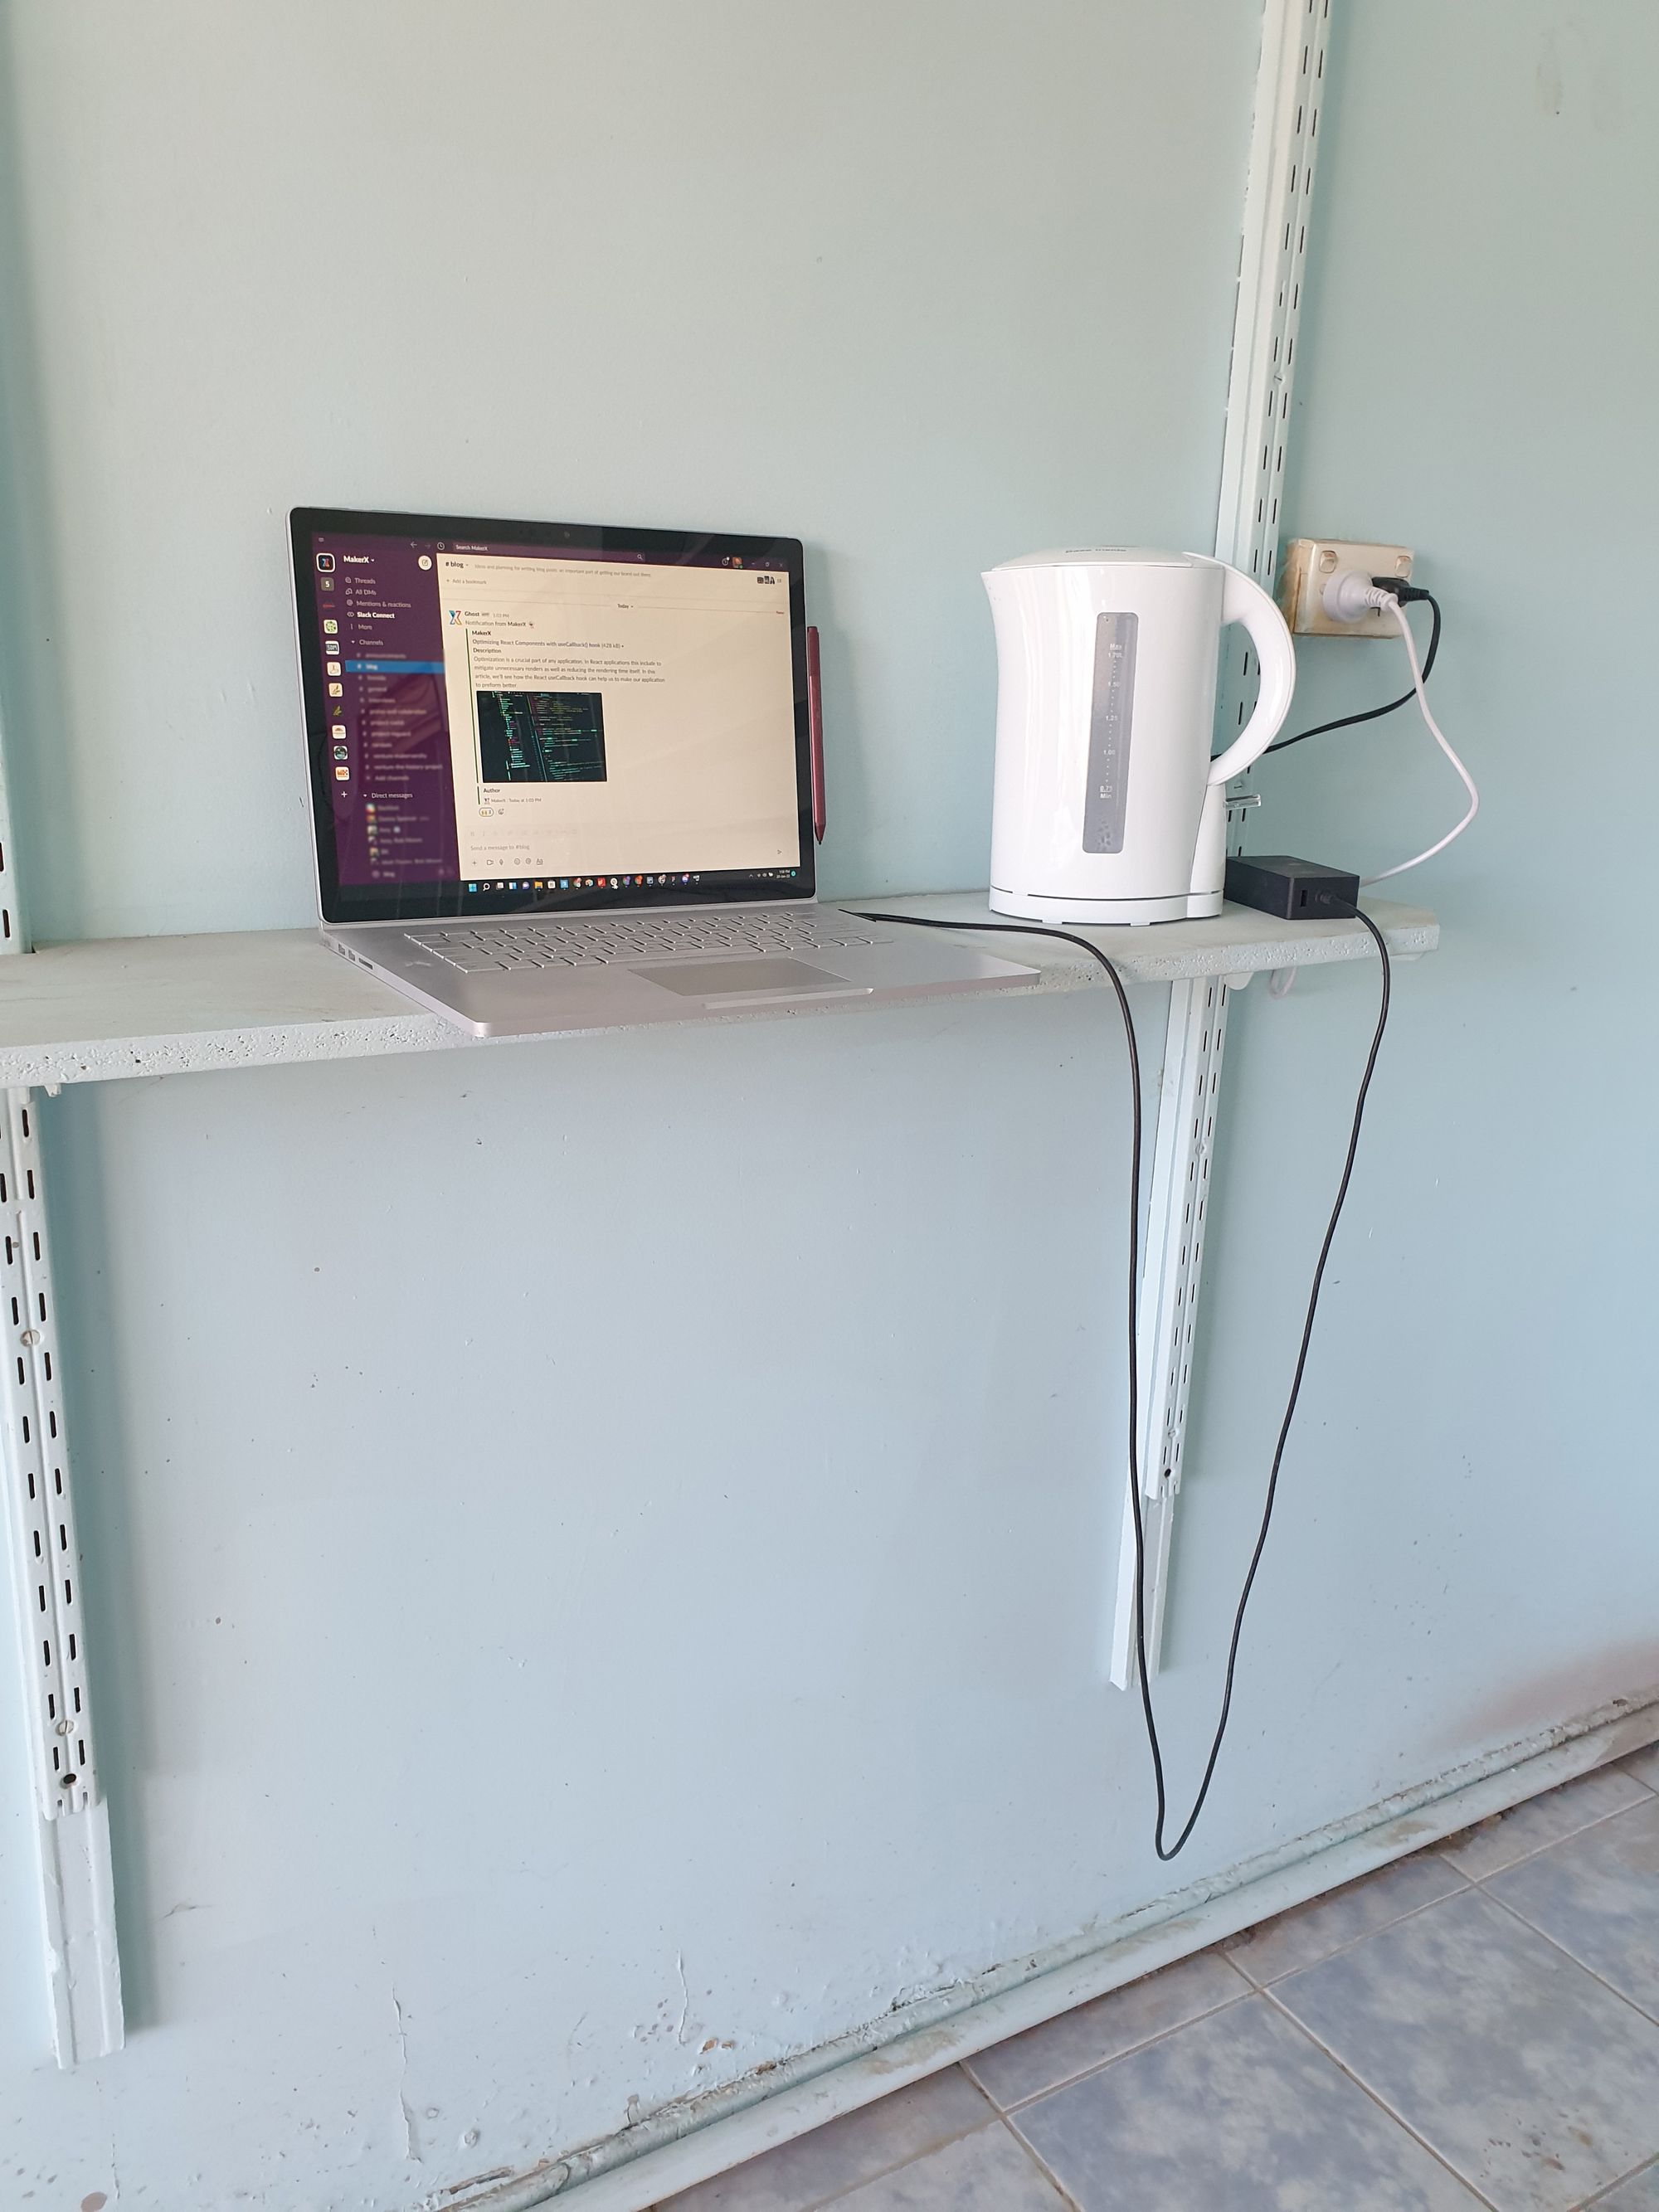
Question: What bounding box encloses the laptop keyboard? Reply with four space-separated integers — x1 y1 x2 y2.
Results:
404 907 892 974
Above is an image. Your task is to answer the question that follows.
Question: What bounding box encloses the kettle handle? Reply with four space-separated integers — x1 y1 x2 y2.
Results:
1204 561 1297 787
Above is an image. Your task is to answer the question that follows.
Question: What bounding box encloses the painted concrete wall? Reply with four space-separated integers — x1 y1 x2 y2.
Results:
1185 0 1659 1770
1 3 1653 2209
0 0 1245 947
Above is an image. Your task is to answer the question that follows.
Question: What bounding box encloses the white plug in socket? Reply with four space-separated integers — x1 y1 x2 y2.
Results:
1278 537 1413 637
1323 569 1396 624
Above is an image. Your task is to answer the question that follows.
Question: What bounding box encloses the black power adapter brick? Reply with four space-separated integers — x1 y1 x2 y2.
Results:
1224 853 1361 921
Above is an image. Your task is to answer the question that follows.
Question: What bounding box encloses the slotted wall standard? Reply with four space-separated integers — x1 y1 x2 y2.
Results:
0 1087 123 2062
1108 977 1228 1685
1110 0 1331 1686
0 643 123 2060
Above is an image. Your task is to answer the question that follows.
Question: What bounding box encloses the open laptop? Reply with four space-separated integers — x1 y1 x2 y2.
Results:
289 507 1035 1035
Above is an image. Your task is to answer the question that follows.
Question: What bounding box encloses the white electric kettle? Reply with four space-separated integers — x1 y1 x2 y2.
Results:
985 547 1297 924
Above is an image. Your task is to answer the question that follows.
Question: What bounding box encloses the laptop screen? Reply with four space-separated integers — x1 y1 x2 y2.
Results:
290 508 812 923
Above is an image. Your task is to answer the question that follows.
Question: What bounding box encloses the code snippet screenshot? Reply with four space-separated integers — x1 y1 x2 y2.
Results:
476 690 608 783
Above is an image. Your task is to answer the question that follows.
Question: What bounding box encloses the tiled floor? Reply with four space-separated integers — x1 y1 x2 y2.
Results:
655 1747 1659 2210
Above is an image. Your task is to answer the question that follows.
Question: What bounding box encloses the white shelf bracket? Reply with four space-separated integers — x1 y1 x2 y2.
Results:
1108 977 1229 1687
1109 0 1331 1686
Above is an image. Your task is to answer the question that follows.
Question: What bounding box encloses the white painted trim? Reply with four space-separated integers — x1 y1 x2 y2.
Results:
465 1689 1659 2212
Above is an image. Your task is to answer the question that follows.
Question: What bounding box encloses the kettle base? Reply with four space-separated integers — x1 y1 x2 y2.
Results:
989 887 1225 928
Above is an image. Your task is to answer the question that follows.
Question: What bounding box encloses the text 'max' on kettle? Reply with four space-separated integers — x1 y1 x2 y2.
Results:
985 548 1297 926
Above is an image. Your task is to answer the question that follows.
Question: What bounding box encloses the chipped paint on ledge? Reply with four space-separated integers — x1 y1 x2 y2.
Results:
443 1682 1659 2212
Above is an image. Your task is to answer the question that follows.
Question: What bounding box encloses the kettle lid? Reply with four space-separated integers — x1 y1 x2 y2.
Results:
986 547 1199 571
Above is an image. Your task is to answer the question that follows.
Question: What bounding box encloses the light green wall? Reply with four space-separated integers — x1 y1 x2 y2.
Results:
0 7 1265 2205
0 0 1247 942
1180 0 1659 1763
1176 0 1654 1743
2 5 1654 2208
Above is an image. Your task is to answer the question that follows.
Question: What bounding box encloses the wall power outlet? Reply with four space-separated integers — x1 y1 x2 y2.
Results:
1278 537 1413 637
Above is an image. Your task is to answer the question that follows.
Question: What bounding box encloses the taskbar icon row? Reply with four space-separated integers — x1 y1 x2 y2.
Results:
462 868 802 896
465 873 699 893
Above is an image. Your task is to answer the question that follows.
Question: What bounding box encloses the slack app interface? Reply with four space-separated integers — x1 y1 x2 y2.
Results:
309 533 800 892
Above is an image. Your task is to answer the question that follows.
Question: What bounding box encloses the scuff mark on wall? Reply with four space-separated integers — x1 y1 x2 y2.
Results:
1435 1658 1659 1757
432 2167 515 2202
393 1986 421 2162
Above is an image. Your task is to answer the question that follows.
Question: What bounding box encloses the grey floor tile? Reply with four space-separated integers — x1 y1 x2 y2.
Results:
1274 1885 1659 2210
964 1947 1248 2107
654 2068 993 2212
1227 1852 1468 1985
1622 1745 1659 1794
1014 1993 1481 2210
1438 1766 1651 1880
820 2122 1068 2210
1594 2157 1659 2206
1489 1796 1659 2018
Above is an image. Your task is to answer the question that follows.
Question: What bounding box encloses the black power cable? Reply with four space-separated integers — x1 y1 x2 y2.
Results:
846 905 1392 1857
1265 588 1442 756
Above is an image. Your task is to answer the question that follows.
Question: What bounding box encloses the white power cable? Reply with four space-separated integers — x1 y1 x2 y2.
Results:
1361 596 1478 884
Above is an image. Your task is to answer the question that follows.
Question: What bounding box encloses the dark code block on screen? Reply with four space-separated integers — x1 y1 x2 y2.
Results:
476 691 607 783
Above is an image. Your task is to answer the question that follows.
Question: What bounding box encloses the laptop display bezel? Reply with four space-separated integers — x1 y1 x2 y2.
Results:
290 505 815 925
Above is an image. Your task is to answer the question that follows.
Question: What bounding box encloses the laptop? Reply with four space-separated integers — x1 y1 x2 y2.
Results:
289 506 1036 1035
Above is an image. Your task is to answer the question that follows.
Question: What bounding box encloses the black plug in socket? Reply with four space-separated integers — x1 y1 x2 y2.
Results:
1224 854 1361 921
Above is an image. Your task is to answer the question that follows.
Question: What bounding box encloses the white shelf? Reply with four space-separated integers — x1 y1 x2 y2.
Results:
873 891 1436 981
0 895 1437 1088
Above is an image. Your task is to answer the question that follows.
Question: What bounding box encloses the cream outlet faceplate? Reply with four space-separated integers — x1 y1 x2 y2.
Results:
1279 537 1414 637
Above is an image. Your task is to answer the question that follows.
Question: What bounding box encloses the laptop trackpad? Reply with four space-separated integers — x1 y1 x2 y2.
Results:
634 958 873 1006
